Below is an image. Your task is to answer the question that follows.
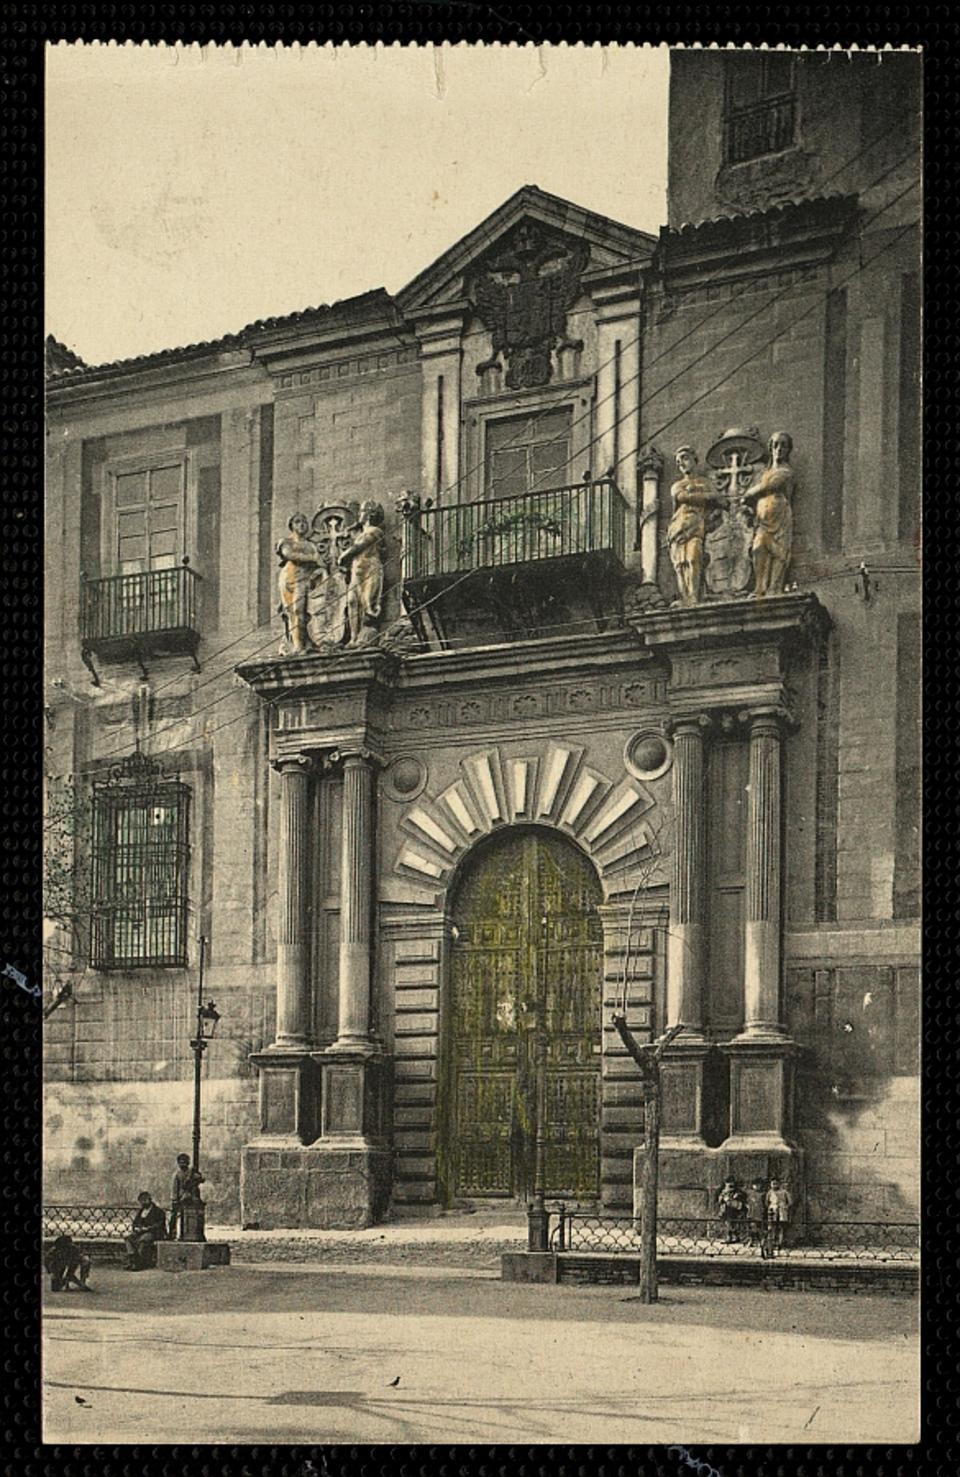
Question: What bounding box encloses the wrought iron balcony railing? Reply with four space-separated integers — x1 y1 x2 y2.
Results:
725 94 797 164
80 564 202 678
402 477 629 583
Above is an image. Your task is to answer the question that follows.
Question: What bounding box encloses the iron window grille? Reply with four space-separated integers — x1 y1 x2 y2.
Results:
724 53 797 165
90 752 191 970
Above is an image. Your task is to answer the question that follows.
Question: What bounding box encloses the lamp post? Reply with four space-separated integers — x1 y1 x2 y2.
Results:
186 935 220 1243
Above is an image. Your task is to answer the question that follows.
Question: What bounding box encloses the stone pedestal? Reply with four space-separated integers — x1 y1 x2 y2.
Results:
240 1141 392 1230
248 1050 320 1144
719 1038 802 1153
655 1039 717 1217
156 1240 231 1272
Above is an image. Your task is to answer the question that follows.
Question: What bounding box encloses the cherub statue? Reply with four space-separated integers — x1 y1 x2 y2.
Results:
338 500 387 645
666 447 722 606
740 431 796 598
276 513 320 655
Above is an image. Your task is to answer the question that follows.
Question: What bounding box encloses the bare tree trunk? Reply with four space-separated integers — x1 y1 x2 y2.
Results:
639 1083 659 1303
612 1015 681 1307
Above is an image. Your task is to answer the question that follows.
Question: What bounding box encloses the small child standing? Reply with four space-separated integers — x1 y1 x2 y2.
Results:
717 1177 746 1243
764 1177 793 1254
745 1178 767 1251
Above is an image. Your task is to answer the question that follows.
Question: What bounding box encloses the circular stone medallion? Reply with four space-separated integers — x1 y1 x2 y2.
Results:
624 728 672 782
382 754 428 803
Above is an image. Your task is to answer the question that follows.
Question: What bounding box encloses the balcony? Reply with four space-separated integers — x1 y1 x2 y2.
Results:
401 477 629 644
725 95 796 165
80 564 202 680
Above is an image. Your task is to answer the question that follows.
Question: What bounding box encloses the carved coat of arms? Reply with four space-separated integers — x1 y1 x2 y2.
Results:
469 221 590 390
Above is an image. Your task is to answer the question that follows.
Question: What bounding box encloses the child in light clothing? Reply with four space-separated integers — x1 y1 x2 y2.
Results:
764 1177 792 1253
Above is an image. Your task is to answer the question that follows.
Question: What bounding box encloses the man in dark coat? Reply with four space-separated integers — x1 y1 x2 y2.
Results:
123 1192 167 1270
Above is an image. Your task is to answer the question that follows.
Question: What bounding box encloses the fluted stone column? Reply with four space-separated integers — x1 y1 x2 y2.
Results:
667 716 708 1038
657 714 713 1164
274 754 314 1049
336 749 376 1048
741 710 786 1039
720 707 802 1195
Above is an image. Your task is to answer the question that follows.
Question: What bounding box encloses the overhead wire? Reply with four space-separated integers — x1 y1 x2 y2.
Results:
130 185 920 765
89 133 917 765
106 111 913 712
138 197 920 766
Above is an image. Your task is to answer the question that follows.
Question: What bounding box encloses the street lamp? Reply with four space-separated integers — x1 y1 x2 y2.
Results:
186 935 220 1243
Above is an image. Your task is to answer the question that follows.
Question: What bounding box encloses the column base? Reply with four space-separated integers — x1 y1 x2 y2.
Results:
249 1049 320 1144
240 1141 393 1230
317 1044 391 1142
659 1039 717 1147
718 1037 803 1142
717 1037 806 1228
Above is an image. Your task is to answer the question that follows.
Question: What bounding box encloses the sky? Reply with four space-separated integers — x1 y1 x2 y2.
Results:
45 43 670 366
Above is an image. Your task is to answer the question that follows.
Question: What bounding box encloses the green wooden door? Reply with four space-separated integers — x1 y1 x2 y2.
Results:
446 829 602 1202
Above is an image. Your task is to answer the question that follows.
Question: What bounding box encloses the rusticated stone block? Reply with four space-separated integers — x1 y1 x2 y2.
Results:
500 1252 558 1283
156 1241 230 1272
240 1142 392 1229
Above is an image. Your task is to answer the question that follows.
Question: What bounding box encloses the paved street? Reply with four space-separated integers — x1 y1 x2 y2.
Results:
43 1261 918 1446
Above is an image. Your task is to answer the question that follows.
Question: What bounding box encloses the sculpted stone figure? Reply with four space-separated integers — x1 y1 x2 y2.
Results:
277 513 321 655
666 447 721 606
338 500 387 645
741 431 795 597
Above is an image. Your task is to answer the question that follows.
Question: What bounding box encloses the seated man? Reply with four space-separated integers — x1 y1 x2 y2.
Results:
123 1191 167 1270
45 1233 92 1292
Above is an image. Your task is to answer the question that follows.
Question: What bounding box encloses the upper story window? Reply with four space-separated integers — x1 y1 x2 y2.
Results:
724 53 797 165
485 408 572 500
110 460 187 574
90 762 191 969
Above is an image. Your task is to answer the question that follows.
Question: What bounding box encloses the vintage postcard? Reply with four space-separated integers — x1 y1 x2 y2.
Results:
42 39 921 1447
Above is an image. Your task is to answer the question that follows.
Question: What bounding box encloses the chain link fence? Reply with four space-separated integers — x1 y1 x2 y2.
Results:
548 1210 919 1262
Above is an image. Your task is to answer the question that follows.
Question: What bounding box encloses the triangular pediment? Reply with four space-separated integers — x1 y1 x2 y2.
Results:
396 185 657 316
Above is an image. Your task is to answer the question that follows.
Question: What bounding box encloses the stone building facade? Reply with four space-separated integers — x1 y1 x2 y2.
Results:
44 50 920 1231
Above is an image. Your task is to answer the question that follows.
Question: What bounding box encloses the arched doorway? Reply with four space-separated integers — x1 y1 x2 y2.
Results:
442 827 603 1203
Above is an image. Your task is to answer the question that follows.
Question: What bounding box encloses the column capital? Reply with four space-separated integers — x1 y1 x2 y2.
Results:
638 444 665 478
272 753 315 778
737 703 796 735
664 710 713 739
332 745 385 772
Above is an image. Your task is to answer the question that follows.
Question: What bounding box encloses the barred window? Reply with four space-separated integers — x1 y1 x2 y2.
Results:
91 765 190 969
724 53 797 165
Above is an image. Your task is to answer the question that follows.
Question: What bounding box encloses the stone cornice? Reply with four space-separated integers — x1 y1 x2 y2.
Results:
236 648 399 701
657 195 860 286
635 590 829 654
398 627 653 692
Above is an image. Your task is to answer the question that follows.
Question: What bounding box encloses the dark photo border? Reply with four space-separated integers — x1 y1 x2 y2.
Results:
6 7 953 1476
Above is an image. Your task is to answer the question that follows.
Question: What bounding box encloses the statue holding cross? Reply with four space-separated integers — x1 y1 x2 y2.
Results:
611 1015 683 1303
